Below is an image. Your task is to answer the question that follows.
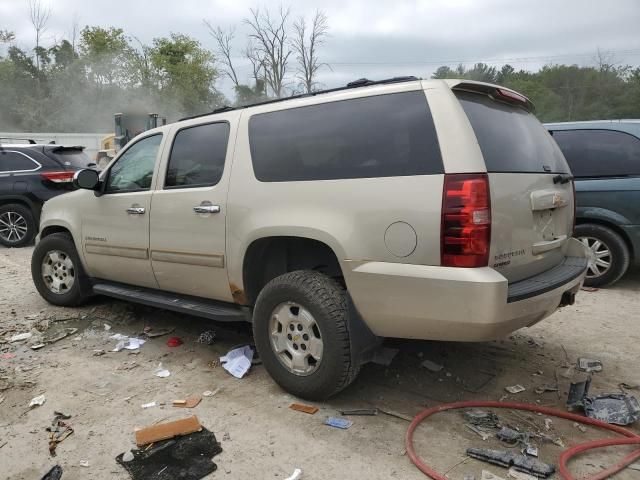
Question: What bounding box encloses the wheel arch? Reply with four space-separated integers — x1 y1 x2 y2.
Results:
240 235 345 307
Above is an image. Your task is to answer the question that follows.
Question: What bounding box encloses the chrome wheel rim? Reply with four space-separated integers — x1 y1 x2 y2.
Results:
580 236 612 278
269 302 323 376
42 250 76 294
0 211 28 243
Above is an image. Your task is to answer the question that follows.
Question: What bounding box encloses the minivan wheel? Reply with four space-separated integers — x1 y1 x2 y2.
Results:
575 223 630 288
31 233 90 306
253 270 359 400
0 204 36 247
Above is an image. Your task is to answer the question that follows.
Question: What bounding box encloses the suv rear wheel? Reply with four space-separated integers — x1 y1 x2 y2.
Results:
575 223 630 288
0 204 36 247
252 270 359 400
31 233 90 306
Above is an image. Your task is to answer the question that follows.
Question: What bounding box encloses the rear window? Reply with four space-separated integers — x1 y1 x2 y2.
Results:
248 91 443 182
550 129 640 177
455 90 569 174
47 148 93 169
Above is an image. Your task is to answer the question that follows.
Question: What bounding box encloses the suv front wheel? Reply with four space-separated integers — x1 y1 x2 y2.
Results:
576 223 630 288
31 233 90 306
252 270 359 400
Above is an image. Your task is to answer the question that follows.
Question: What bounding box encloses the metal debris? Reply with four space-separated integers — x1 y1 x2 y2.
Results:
466 448 555 478
567 376 640 425
577 358 603 373
464 410 500 428
339 408 378 416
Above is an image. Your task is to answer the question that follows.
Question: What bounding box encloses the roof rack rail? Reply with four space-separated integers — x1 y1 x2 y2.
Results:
179 76 420 121
0 137 37 144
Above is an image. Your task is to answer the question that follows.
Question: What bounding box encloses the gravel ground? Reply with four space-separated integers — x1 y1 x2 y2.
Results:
1 245 639 480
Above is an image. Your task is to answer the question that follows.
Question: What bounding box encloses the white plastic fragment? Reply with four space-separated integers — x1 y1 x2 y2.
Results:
285 468 302 480
122 451 134 462
79 460 89 467
154 363 170 378
141 401 158 409
505 385 526 394
104 323 112 331
220 346 253 379
10 332 32 342
29 394 46 408
110 334 145 352
421 359 444 372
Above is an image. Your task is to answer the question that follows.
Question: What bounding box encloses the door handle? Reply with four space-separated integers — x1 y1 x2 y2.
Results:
193 204 221 214
126 207 146 215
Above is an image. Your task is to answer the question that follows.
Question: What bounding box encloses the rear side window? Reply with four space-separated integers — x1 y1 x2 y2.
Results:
0 151 39 172
456 91 569 174
248 91 443 182
165 122 230 188
551 129 640 177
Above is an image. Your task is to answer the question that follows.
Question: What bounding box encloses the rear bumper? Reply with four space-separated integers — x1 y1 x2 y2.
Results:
346 238 589 342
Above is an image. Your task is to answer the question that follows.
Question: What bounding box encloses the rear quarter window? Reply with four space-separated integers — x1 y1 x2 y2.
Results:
550 129 640 177
248 91 443 182
456 90 569 174
0 151 40 172
47 149 93 169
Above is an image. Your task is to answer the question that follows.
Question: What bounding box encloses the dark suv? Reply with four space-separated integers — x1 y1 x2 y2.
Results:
546 120 640 287
0 143 93 247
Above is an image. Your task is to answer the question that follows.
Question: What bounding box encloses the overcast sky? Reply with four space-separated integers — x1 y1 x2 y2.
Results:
2 0 640 96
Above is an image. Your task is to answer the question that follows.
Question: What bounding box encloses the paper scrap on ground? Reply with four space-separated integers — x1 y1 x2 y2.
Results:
154 363 170 378
10 332 32 342
29 394 46 408
220 345 253 378
285 468 303 480
111 334 146 352
505 384 526 394
141 401 157 409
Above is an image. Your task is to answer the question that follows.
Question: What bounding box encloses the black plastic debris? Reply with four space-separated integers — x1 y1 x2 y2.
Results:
567 376 640 425
567 377 592 409
116 428 222 480
466 448 555 478
584 394 640 425
464 410 500 428
497 426 527 445
40 465 63 480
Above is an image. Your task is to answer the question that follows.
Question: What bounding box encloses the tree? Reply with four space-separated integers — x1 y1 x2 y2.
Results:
292 10 329 93
28 0 52 70
244 6 292 97
79 26 131 86
149 33 221 115
204 22 240 88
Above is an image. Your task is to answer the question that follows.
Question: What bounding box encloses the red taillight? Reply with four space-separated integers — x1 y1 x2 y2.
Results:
40 171 75 183
495 88 528 105
441 173 491 267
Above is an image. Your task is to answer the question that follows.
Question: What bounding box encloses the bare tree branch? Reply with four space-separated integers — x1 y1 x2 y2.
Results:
27 0 52 70
69 12 80 53
292 10 329 93
244 6 292 97
204 20 240 87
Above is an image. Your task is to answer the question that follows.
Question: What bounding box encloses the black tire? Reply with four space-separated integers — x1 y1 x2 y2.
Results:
575 223 630 288
31 233 90 306
0 203 36 247
253 270 359 400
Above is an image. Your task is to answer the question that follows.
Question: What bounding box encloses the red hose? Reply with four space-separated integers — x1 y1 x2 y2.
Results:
404 401 640 480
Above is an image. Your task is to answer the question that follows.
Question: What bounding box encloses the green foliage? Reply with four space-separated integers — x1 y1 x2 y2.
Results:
0 28 224 132
431 62 640 122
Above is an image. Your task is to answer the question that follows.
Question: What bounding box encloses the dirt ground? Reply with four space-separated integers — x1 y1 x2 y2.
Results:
1 245 639 480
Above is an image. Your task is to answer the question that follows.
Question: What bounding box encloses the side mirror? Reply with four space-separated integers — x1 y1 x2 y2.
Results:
73 169 100 190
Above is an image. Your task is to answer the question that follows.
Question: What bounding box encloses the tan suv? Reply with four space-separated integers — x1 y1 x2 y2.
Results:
31 77 588 399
